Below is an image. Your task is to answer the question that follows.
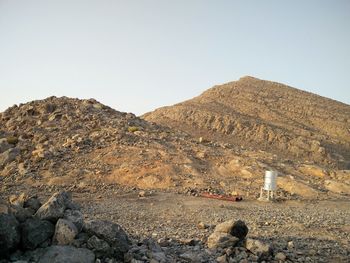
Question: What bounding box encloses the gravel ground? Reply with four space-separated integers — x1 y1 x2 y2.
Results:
77 191 350 262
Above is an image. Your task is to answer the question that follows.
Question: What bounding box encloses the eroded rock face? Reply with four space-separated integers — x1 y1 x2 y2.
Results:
0 213 20 257
38 245 95 263
84 219 131 259
21 218 55 249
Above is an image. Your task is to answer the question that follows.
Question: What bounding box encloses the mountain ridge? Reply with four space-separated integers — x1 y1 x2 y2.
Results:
143 76 350 169
1 79 350 200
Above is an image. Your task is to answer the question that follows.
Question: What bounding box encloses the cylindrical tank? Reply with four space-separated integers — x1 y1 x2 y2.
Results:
264 171 277 191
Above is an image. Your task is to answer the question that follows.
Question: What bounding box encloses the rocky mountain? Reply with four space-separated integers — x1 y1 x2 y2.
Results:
1 92 350 200
143 76 350 170
0 84 349 263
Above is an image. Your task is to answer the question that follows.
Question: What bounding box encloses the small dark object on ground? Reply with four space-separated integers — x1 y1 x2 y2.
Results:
200 192 243 202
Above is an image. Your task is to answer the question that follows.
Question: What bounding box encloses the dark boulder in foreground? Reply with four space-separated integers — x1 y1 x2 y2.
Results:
21 218 55 249
84 219 131 259
0 213 20 257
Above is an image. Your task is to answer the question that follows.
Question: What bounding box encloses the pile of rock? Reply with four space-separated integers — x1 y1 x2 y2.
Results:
1 191 287 263
0 97 151 177
207 219 278 262
0 191 131 263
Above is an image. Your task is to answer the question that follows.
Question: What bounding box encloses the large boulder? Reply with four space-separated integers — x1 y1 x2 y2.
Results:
214 219 248 240
245 238 273 260
0 213 20 257
63 209 84 232
38 245 95 263
207 232 239 249
53 219 78 245
21 218 55 249
35 192 75 222
84 219 131 259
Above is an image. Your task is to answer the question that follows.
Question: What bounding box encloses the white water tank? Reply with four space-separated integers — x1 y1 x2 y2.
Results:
264 171 277 191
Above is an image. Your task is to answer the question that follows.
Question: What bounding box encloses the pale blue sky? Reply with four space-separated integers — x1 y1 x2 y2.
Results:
0 0 349 115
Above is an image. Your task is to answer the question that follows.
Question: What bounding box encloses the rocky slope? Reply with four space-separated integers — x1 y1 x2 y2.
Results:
1 85 349 262
0 96 251 195
143 76 350 170
1 95 350 199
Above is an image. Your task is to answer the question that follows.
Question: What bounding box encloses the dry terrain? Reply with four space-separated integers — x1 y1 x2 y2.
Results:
1 76 350 262
144 76 350 169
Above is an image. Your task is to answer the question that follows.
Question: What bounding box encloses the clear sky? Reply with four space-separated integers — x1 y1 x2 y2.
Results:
0 0 349 115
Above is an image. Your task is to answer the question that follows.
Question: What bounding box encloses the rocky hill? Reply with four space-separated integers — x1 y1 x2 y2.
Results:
1 89 349 263
1 94 350 200
143 76 350 170
0 96 248 195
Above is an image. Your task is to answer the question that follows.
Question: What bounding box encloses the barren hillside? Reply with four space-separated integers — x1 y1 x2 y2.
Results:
1 93 350 263
143 76 350 169
0 96 261 196
1 94 350 200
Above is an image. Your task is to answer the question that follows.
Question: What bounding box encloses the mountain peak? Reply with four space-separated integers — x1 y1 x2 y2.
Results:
238 75 261 81
144 78 350 169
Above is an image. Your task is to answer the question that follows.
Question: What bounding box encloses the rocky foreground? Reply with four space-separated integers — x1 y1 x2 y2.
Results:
1 191 349 263
0 191 271 263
